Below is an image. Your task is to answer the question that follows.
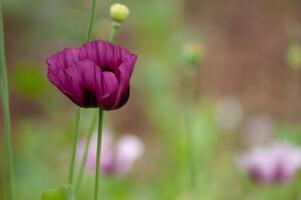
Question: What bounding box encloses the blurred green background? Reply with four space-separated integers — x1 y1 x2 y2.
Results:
2 0 301 199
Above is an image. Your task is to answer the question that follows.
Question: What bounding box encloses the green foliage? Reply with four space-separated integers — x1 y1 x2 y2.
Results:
277 123 301 145
40 185 74 200
12 62 47 98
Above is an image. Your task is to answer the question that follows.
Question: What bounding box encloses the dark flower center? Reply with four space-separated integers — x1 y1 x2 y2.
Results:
82 88 98 107
102 66 115 73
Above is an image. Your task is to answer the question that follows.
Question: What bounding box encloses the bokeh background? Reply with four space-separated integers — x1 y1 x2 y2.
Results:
2 0 301 199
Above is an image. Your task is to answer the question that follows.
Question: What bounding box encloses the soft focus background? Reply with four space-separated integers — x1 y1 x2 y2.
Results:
2 0 301 199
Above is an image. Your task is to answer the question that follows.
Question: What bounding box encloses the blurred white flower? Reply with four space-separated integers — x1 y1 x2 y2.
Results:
115 135 144 175
237 141 301 184
214 97 243 131
242 114 275 145
77 129 144 176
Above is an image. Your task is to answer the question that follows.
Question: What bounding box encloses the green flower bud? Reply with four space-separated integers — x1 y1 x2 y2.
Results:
182 43 204 67
287 43 301 71
110 3 130 23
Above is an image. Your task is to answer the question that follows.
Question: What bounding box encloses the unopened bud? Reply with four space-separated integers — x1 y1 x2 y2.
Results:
110 3 130 23
182 43 204 66
287 43 301 71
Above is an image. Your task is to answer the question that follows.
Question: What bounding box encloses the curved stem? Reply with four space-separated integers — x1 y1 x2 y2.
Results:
85 0 98 42
94 108 103 200
68 108 83 185
0 1 15 200
75 110 98 191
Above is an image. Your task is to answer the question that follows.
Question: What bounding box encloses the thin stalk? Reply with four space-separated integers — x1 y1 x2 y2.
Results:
68 0 98 189
75 21 120 193
92 23 119 200
187 114 198 200
0 1 15 200
68 108 83 185
94 108 103 200
85 0 98 42
75 110 98 191
186 69 199 200
109 24 119 42
287 69 299 122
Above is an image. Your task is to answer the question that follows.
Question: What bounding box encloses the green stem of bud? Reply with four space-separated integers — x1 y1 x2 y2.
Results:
109 22 121 42
93 18 120 200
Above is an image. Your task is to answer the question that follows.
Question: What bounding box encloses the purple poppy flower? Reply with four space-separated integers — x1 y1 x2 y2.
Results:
77 129 144 176
46 40 137 110
237 142 301 184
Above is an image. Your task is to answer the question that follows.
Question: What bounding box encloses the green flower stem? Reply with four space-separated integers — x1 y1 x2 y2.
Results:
75 21 120 196
287 68 299 121
75 109 98 191
0 1 15 200
85 0 98 42
92 21 121 200
109 23 120 42
68 0 98 190
68 108 83 185
186 69 199 200
186 111 199 200
94 108 103 200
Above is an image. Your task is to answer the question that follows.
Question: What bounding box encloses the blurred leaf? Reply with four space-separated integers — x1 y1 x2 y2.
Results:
277 123 301 145
12 62 47 98
287 43 301 71
40 185 74 200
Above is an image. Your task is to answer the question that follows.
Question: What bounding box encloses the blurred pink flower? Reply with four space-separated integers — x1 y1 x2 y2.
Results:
237 142 301 184
77 129 144 176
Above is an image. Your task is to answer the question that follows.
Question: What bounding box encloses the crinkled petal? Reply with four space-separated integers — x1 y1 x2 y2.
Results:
98 71 119 110
79 41 122 73
113 53 137 109
48 60 118 108
47 48 79 83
